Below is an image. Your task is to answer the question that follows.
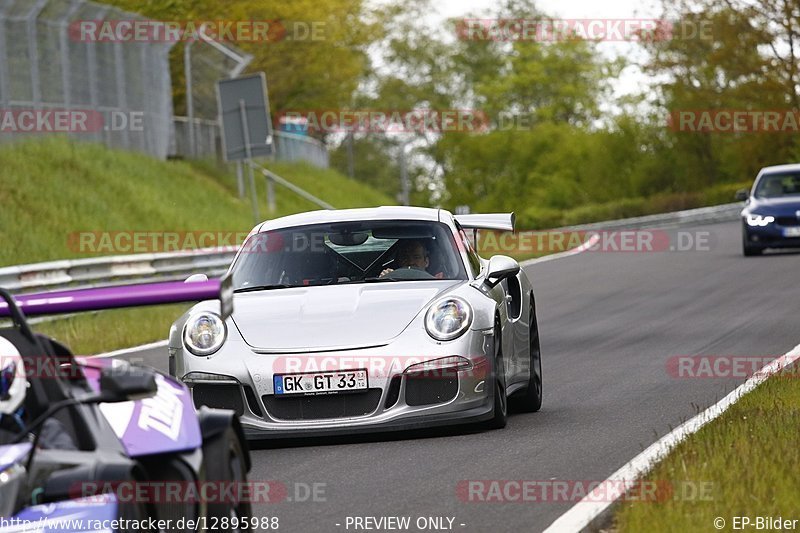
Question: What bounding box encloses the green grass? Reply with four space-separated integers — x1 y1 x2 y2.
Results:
613 368 800 532
33 304 191 355
0 138 393 353
0 138 393 266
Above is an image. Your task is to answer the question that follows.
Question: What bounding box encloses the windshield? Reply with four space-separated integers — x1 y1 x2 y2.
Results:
231 220 467 291
754 173 800 198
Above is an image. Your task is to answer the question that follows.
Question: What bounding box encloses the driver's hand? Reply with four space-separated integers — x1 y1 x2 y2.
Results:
380 268 394 277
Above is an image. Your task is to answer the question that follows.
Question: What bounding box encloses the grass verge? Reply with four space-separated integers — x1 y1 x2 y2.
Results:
612 368 800 532
1 138 393 353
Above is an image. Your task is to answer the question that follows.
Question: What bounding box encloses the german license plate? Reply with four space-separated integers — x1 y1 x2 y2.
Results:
273 370 368 395
783 227 800 237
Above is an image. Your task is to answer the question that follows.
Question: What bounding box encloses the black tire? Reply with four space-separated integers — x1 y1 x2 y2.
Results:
203 425 251 530
511 306 543 412
742 224 763 256
118 496 154 533
485 322 508 430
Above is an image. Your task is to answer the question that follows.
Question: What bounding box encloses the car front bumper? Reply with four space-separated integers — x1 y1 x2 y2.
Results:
173 329 497 439
743 220 800 249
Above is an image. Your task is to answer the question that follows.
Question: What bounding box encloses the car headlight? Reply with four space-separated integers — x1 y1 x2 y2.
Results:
425 297 472 341
746 214 775 227
183 312 226 356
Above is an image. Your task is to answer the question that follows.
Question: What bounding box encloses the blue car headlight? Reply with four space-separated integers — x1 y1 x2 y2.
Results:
745 214 775 227
183 312 227 356
425 297 472 341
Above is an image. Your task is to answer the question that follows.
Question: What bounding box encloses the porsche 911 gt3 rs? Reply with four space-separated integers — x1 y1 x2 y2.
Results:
169 206 542 439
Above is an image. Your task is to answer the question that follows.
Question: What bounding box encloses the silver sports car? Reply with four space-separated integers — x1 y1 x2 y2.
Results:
169 207 542 439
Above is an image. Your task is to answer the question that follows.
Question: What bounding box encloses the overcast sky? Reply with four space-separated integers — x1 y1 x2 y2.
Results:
431 0 665 103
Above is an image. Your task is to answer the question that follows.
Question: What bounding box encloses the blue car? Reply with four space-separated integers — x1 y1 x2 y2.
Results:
737 164 800 256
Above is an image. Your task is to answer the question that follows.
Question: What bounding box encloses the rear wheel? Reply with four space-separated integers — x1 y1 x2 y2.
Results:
485 322 508 430
203 426 251 531
511 306 543 412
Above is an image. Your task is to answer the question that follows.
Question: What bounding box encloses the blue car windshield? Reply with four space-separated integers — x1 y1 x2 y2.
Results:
231 220 468 291
754 173 800 198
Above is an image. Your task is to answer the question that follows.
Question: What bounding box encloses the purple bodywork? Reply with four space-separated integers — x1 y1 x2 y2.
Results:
0 278 230 317
78 358 202 456
0 278 229 455
0 276 232 528
0 442 32 471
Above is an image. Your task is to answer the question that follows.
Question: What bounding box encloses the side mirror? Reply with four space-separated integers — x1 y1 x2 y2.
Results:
735 189 750 201
99 365 158 402
185 273 208 283
485 255 520 287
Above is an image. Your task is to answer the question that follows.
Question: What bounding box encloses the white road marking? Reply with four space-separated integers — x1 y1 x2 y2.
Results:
519 234 601 267
91 339 168 358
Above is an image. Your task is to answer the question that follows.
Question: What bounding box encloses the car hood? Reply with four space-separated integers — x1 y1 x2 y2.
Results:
231 281 462 351
748 196 800 215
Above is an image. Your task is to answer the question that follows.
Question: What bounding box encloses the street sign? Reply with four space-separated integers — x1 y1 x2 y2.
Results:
216 73 273 161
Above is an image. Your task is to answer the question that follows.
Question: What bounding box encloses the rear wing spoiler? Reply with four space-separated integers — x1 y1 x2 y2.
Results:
0 274 233 319
454 213 515 232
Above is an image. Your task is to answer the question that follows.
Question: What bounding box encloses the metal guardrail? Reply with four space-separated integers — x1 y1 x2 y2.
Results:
0 203 746 294
557 202 743 231
0 247 237 293
252 161 335 210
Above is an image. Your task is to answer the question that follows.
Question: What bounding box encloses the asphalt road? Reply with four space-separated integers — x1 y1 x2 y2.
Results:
120 220 800 532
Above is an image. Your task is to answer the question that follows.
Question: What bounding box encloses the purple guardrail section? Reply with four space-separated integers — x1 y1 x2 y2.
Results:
0 279 224 317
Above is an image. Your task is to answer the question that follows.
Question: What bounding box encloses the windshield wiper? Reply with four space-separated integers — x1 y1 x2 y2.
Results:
361 277 401 282
233 284 294 293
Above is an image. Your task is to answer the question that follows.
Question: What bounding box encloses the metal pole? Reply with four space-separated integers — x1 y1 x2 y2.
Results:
236 161 245 198
26 0 49 107
184 41 195 158
0 1 10 107
239 99 259 224
346 132 355 178
400 141 410 206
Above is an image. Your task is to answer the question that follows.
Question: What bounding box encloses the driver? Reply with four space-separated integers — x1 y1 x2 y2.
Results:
380 240 443 278
0 339 77 449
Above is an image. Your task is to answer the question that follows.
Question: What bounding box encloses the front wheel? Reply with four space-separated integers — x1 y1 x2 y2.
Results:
742 224 763 256
485 323 508 429
203 426 251 530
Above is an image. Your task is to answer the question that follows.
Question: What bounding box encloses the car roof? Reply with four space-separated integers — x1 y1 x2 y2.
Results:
253 206 447 233
758 163 800 175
